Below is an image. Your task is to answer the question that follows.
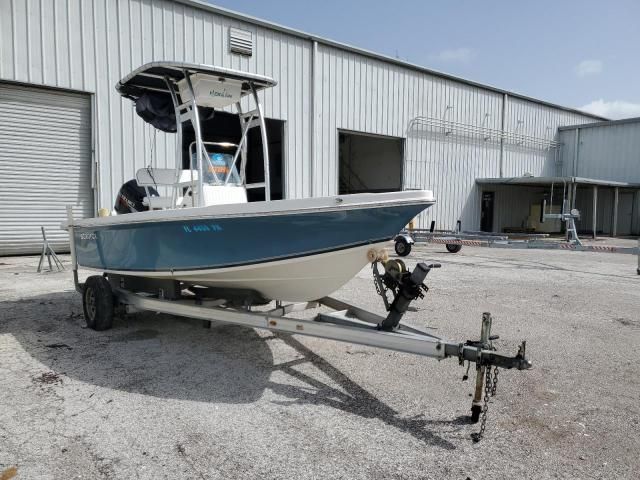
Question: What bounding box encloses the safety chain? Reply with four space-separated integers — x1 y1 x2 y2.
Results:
371 262 392 310
491 367 499 396
372 264 385 296
471 366 499 443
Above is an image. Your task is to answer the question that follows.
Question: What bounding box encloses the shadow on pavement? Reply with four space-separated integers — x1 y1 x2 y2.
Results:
2 290 459 449
269 335 457 449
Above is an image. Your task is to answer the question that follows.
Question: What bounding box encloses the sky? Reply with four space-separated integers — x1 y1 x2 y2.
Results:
206 0 640 119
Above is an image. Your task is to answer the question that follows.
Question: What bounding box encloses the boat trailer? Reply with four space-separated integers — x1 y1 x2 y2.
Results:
395 228 640 274
393 218 552 257
395 201 640 275
67 211 531 441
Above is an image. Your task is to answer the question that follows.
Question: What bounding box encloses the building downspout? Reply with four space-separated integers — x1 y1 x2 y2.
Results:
573 127 580 176
499 93 507 178
309 40 318 197
612 187 619 236
592 185 598 240
633 190 639 235
90 93 99 214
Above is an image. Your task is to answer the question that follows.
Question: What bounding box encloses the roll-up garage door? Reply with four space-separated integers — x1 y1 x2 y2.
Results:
0 83 93 255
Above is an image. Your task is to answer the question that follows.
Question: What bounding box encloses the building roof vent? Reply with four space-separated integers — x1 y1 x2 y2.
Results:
229 27 253 56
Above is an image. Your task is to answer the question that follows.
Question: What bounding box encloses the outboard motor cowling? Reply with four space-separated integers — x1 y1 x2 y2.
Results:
114 179 158 214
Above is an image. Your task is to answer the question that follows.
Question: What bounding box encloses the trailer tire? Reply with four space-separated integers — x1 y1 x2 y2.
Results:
83 275 114 331
395 238 412 257
446 243 462 254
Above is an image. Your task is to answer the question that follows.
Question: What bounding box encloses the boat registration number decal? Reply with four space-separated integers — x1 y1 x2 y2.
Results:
182 224 223 233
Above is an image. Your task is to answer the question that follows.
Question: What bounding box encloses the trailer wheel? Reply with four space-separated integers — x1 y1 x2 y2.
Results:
446 243 462 254
394 238 412 257
83 275 114 331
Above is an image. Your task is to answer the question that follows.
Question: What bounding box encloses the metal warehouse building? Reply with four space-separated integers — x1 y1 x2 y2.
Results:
1 0 637 255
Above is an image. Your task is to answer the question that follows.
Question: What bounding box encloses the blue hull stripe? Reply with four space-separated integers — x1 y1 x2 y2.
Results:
74 203 429 272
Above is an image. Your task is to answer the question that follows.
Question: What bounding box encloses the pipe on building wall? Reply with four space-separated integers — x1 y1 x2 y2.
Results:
572 127 580 176
309 40 318 197
90 93 99 216
592 185 598 239
499 93 507 178
612 187 619 236
633 191 640 235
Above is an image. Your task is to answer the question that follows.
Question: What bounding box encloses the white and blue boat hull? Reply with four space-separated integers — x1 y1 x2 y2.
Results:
69 191 435 301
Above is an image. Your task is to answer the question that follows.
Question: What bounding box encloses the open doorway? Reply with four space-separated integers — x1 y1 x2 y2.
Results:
480 191 495 232
181 111 285 201
246 120 284 201
617 191 634 236
338 131 403 194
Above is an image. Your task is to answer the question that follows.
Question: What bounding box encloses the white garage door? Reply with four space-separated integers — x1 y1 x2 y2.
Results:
0 83 93 255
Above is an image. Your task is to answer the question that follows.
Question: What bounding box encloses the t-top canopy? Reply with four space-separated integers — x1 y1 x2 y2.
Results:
116 61 277 102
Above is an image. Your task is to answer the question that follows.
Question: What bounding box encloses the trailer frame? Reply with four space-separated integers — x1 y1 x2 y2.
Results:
397 227 640 275
66 207 532 439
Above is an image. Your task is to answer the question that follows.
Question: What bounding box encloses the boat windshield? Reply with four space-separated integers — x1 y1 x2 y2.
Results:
191 152 242 186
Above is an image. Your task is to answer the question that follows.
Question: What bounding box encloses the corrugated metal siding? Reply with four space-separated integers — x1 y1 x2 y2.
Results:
314 44 597 229
1 0 600 233
1 0 310 209
559 128 577 177
314 44 505 229
0 82 93 254
502 97 594 178
559 121 640 182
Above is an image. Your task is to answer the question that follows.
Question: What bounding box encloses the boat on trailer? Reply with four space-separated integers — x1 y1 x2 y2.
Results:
68 61 435 302
64 61 531 440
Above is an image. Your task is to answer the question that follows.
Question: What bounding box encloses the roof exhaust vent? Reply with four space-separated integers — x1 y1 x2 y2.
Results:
229 27 253 56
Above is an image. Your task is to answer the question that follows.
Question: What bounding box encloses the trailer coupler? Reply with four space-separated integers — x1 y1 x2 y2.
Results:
447 340 532 370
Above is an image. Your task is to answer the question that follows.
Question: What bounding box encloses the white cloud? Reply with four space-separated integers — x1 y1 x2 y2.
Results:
431 47 473 63
580 99 640 119
575 59 603 77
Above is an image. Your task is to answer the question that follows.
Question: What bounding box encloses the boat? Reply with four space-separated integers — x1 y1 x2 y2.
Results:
66 62 435 302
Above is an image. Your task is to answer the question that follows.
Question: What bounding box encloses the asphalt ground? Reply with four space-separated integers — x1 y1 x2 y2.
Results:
1 243 639 479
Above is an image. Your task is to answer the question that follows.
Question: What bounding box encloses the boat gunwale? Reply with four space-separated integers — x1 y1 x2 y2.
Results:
66 191 436 229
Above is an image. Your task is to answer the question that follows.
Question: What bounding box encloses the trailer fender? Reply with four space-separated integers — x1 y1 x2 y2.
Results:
394 233 414 245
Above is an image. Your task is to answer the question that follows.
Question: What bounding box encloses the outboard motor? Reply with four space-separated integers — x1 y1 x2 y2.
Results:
114 179 158 214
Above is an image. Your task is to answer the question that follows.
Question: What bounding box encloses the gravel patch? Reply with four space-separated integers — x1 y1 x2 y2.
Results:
1 245 639 479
